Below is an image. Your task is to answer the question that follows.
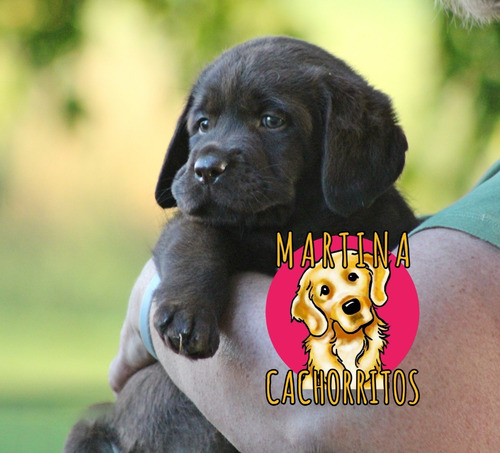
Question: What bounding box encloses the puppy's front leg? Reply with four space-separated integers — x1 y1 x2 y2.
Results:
152 213 231 359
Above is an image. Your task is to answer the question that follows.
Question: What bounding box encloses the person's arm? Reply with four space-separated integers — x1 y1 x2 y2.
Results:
110 228 500 451
109 258 158 394
148 228 500 452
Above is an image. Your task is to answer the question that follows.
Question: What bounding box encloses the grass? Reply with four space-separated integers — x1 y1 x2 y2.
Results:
1 2 497 451
0 391 105 453
0 218 155 451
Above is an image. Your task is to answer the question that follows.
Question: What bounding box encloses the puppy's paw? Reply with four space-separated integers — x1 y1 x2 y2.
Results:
153 304 220 359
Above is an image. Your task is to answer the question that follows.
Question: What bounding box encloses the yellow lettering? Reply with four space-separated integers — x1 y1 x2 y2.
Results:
276 232 293 268
265 370 280 406
392 369 406 406
356 370 368 405
408 369 420 406
322 232 335 268
380 370 391 405
369 370 379 404
395 232 410 268
326 369 341 405
313 369 325 405
281 370 296 405
343 370 354 404
373 231 388 268
339 232 349 268
297 370 311 406
301 233 315 268
356 232 366 267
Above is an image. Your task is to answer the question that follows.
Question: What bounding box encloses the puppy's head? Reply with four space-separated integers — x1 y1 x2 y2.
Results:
155 37 408 225
291 250 390 336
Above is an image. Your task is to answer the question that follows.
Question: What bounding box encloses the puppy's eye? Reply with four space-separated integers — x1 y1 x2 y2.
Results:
320 285 330 296
198 118 209 133
261 115 285 130
348 273 359 282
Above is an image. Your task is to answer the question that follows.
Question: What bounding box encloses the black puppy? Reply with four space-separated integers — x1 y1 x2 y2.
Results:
65 36 418 452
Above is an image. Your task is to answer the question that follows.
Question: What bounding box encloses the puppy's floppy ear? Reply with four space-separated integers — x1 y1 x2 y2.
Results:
155 96 193 208
362 252 391 307
291 269 328 336
320 76 408 217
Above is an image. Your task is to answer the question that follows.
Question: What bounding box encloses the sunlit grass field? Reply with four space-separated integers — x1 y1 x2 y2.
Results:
0 220 155 451
0 0 498 451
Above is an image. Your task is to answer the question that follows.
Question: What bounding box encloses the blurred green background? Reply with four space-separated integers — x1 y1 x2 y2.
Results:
0 0 498 451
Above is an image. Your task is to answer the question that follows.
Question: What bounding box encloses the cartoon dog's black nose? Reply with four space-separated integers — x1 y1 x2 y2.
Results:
194 155 228 184
342 299 361 315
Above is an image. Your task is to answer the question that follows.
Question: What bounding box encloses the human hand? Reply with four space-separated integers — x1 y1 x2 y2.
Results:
109 258 158 394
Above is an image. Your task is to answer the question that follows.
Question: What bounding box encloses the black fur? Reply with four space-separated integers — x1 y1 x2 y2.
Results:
65 36 419 452
64 364 235 452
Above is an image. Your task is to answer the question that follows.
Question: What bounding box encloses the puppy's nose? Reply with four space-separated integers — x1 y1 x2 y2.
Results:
194 155 228 184
342 299 361 315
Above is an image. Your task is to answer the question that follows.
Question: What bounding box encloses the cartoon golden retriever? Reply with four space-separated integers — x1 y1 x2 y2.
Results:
291 250 390 389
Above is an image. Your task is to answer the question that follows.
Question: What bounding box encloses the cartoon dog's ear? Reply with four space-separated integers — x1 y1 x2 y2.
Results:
320 76 408 217
155 96 193 208
363 252 391 307
291 271 328 336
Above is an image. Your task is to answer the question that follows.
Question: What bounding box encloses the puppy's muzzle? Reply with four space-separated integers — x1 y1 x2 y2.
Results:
342 298 361 315
194 155 228 185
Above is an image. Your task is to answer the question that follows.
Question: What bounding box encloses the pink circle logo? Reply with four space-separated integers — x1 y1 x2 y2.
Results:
266 235 419 375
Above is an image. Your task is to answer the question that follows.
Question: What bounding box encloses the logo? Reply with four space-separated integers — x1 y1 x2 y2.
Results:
265 232 420 406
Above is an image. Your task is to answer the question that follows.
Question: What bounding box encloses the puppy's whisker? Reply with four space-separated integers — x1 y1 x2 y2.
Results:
156 189 175 206
259 164 296 184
